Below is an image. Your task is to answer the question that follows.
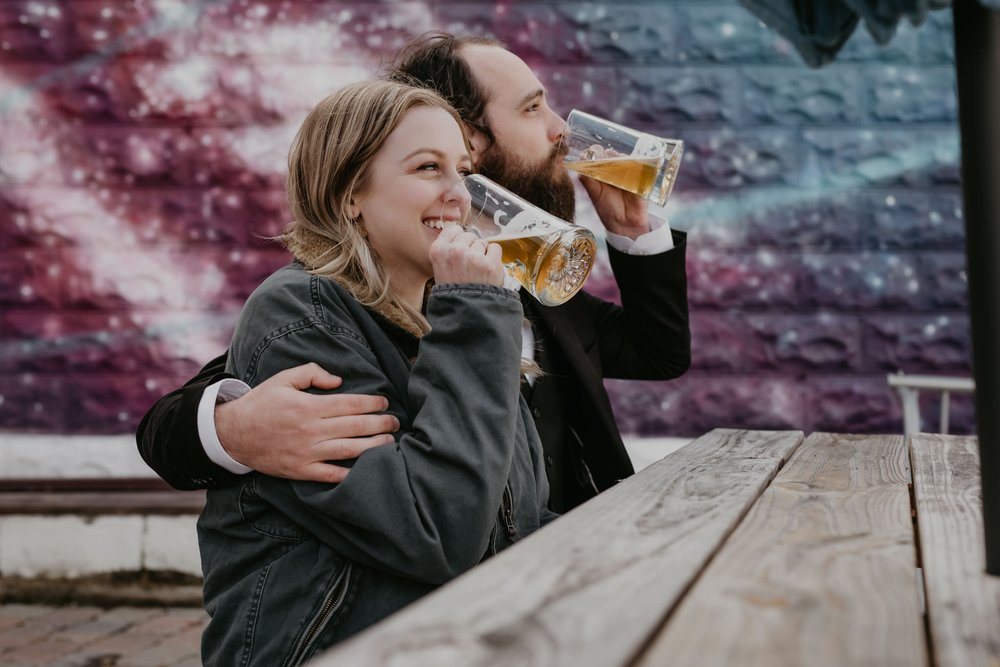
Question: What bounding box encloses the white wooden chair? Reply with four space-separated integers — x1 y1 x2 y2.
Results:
886 373 975 436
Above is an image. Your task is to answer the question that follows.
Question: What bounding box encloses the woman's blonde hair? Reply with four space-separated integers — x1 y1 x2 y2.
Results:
282 79 466 335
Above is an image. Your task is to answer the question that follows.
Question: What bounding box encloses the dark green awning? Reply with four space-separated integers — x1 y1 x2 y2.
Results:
738 0 997 67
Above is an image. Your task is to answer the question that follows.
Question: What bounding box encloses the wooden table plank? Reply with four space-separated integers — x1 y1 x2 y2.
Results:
311 429 803 667
911 434 1000 667
636 433 926 667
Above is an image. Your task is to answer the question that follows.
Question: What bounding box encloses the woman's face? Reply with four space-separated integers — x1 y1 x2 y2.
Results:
354 105 473 285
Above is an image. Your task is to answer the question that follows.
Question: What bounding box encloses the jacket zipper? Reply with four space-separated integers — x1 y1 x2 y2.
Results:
287 565 352 667
501 484 519 542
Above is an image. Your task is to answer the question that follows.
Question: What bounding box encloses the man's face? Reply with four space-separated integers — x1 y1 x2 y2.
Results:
459 44 576 222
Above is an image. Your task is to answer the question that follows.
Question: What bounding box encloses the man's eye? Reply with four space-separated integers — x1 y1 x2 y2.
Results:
525 103 540 112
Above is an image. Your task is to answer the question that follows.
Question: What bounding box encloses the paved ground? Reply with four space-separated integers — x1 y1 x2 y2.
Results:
0 604 206 667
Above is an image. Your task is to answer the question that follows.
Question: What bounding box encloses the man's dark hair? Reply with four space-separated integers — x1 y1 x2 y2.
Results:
387 31 502 148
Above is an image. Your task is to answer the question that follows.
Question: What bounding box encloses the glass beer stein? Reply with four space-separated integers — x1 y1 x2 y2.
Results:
560 110 684 207
445 174 596 306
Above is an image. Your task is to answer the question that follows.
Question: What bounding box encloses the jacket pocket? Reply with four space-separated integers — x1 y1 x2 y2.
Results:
282 562 354 667
238 476 310 541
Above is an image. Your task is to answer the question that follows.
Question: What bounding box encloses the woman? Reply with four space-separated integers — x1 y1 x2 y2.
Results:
197 80 555 666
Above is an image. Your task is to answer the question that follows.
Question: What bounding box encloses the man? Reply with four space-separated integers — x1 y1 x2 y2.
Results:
136 32 690 513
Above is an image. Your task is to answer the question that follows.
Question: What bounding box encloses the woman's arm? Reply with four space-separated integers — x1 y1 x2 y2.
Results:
250 285 525 584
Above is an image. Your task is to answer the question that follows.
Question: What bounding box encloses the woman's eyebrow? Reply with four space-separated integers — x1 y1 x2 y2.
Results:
402 148 472 165
402 148 445 161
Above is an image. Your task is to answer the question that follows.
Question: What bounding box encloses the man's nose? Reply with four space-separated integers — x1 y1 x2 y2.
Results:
548 110 567 144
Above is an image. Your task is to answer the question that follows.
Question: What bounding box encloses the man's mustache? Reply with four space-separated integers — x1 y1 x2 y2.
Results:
551 141 568 162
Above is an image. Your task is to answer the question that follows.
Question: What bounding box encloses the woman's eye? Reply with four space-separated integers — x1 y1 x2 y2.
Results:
417 162 439 172
458 167 473 177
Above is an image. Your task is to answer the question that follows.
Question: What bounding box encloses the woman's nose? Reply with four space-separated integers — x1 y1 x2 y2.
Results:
443 176 471 213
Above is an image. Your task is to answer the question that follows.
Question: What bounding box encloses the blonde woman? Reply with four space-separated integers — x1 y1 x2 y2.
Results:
197 80 555 666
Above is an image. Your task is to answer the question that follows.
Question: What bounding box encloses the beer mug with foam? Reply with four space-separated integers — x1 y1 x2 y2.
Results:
560 110 684 207
445 174 596 306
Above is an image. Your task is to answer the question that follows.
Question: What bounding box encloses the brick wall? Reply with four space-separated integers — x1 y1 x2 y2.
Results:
0 0 971 439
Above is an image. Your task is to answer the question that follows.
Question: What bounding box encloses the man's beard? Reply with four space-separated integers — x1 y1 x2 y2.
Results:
476 142 577 223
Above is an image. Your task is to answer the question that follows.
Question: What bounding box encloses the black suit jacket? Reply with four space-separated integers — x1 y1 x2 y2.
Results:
135 234 690 508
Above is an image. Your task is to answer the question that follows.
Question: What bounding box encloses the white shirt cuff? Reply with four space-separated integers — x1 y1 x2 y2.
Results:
605 214 675 256
503 272 522 292
198 378 254 475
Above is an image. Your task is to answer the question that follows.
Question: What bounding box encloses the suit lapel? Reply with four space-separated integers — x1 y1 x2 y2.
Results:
525 291 611 421
524 289 633 486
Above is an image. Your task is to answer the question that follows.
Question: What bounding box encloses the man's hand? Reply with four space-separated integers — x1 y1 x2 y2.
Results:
579 175 651 240
215 363 399 484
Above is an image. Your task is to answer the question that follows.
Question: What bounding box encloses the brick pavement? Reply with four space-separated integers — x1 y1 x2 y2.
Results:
0 604 206 667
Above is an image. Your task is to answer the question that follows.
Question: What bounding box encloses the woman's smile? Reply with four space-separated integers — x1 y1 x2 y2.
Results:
353 105 473 295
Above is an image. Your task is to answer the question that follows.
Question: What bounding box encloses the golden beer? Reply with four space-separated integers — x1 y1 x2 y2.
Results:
560 110 684 206
566 156 661 199
449 173 598 305
492 228 596 306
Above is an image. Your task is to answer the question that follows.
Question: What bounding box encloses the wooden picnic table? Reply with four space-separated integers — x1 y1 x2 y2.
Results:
310 430 1000 667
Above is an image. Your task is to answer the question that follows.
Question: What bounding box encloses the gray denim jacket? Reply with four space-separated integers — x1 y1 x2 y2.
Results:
198 264 554 667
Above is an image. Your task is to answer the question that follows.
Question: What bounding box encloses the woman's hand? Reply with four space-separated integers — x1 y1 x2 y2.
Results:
430 224 505 287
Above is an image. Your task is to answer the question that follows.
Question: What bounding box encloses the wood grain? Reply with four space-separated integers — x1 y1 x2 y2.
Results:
636 433 926 667
911 434 1000 667
310 429 803 667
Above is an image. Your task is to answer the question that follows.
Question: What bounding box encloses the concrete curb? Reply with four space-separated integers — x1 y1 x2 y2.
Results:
0 573 202 608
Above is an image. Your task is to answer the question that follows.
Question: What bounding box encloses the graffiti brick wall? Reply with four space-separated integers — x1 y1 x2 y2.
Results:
0 0 970 440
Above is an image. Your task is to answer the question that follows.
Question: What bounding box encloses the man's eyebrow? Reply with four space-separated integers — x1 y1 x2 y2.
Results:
516 88 545 109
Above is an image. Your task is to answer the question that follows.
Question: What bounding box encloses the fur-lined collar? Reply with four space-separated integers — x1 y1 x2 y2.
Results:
286 228 428 340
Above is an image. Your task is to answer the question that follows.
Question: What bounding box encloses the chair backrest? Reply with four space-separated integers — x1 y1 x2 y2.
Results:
886 373 975 436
